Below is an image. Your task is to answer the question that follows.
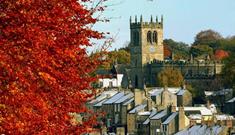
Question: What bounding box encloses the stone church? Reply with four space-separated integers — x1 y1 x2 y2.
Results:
127 15 223 89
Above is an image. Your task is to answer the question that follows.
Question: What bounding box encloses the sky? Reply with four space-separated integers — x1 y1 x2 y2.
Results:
93 0 235 50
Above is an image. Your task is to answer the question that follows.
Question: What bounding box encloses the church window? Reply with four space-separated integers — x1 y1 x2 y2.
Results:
133 31 139 45
153 31 158 43
136 32 139 45
147 31 152 43
135 75 138 88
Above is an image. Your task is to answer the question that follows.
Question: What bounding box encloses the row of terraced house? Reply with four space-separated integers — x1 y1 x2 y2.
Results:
87 87 235 135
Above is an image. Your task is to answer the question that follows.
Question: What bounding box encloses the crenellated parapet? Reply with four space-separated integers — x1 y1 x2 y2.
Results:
130 15 163 29
147 59 223 66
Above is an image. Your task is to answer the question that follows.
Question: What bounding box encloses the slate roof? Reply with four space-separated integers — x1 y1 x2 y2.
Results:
123 98 134 106
150 109 167 120
175 125 225 135
143 109 158 125
162 112 178 125
103 92 125 104
129 104 147 114
176 107 212 116
138 111 151 116
227 97 235 103
177 89 186 96
94 99 108 107
89 90 118 104
115 93 134 104
149 87 181 96
111 64 128 74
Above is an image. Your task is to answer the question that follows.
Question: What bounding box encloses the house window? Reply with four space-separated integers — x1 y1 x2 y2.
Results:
99 81 103 87
153 31 158 43
136 122 142 128
163 125 167 132
115 114 119 124
114 104 117 112
117 104 120 112
147 31 152 43
109 81 113 87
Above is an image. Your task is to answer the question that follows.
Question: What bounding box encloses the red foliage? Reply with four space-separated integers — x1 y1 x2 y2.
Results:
0 0 105 134
164 44 172 58
214 49 229 60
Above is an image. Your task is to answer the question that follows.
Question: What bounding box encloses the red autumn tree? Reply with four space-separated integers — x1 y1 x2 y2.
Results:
214 49 229 60
0 0 107 134
164 44 172 59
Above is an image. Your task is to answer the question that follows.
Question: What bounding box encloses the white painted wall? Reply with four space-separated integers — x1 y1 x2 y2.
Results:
99 74 123 88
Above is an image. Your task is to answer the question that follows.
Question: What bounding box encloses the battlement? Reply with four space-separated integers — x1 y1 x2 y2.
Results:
146 59 223 66
130 15 163 29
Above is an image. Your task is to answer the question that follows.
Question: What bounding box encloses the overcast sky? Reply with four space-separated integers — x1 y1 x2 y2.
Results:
93 0 235 50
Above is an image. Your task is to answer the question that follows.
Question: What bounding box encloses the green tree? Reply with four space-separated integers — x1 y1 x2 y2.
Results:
190 44 213 58
157 68 184 87
193 29 223 50
186 84 206 104
164 39 190 60
217 37 235 51
222 53 235 88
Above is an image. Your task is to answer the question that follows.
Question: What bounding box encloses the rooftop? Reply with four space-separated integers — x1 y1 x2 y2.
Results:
162 112 178 125
123 98 134 106
215 115 235 121
94 99 108 107
175 125 225 135
115 93 133 104
129 104 147 114
89 90 118 104
150 109 167 120
176 107 213 116
177 89 186 96
149 87 181 96
143 109 157 125
103 92 125 104
138 111 151 116
227 97 235 103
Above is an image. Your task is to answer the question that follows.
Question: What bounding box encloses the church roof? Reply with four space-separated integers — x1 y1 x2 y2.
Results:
111 64 129 74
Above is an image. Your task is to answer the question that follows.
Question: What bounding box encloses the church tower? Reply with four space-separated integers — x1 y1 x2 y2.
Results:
129 15 164 88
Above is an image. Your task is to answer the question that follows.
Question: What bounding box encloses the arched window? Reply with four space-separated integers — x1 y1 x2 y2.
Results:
153 31 158 43
147 31 152 43
132 31 139 46
135 75 138 88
